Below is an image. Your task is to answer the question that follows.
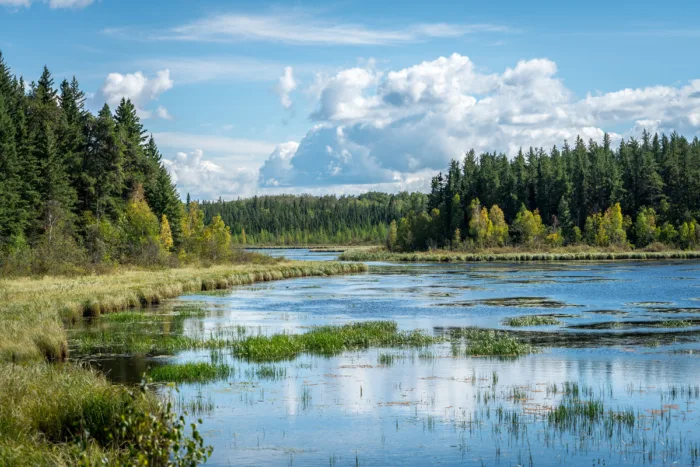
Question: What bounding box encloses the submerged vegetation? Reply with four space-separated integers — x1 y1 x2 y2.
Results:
148 362 233 383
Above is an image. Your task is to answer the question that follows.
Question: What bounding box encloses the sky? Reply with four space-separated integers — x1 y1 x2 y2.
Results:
2 0 700 200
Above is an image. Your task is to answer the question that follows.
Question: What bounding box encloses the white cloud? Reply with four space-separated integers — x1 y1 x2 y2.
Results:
101 69 173 118
155 106 172 120
48 0 92 8
163 149 258 200
275 66 297 109
256 53 700 193
152 132 276 169
0 0 30 7
159 12 514 46
0 0 93 8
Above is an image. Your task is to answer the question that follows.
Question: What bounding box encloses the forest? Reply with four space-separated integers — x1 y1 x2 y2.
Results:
0 52 238 275
388 133 700 251
199 192 427 245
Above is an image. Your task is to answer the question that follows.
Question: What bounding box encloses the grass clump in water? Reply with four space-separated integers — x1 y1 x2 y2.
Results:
233 321 434 362
453 329 536 357
659 319 694 328
148 362 233 383
503 315 562 327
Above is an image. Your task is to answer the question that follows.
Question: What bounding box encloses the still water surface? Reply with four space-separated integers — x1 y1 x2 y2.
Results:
73 251 700 466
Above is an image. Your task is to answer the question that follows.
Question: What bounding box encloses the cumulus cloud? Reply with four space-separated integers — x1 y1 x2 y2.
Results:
164 149 258 199
275 66 297 109
257 53 700 192
101 69 173 118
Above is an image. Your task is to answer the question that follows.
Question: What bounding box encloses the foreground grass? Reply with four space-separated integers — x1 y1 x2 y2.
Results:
340 246 700 263
0 363 167 466
0 261 367 363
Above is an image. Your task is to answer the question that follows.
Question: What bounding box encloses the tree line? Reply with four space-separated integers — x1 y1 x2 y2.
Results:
0 52 239 274
388 133 700 251
199 192 428 245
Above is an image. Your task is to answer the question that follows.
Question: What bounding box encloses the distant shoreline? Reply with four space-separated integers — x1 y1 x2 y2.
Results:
339 248 700 263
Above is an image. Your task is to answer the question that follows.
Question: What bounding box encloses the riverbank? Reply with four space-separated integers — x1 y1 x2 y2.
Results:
0 260 367 465
339 246 700 262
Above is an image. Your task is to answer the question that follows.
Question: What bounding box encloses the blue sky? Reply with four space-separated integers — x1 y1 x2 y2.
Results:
2 0 700 199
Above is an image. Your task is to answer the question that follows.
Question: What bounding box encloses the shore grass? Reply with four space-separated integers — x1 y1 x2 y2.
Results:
148 362 233 383
0 363 157 466
503 315 563 327
339 246 700 263
0 261 367 364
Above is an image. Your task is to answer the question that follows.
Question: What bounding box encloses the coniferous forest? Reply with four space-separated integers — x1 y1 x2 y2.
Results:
389 133 700 252
0 52 242 274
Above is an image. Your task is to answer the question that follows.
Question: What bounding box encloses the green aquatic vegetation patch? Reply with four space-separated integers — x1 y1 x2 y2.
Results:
232 321 435 362
452 328 537 357
148 362 233 383
502 315 562 327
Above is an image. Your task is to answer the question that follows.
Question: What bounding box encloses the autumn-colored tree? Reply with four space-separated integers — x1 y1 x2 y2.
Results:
512 205 545 245
488 205 509 246
203 214 231 262
468 199 491 246
122 185 160 260
160 214 173 251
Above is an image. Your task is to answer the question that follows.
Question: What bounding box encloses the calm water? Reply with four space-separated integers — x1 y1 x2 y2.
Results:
72 251 700 466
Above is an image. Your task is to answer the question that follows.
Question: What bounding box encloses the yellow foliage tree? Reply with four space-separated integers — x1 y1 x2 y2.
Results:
203 215 232 262
159 214 174 251
512 206 545 245
468 200 491 247
488 205 509 246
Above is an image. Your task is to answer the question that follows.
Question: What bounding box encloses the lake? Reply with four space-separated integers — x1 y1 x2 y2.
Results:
70 251 700 466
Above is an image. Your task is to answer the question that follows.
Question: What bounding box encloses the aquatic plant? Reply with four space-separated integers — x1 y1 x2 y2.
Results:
233 321 434 362
148 362 233 383
451 328 536 357
502 315 562 326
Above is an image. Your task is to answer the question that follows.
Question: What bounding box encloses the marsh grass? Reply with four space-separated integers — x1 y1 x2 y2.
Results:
232 321 434 362
503 315 562 327
246 365 287 380
0 260 366 464
148 362 233 383
1 261 367 363
340 247 700 263
451 328 537 357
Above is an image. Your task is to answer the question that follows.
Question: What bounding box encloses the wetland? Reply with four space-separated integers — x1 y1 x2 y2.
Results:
69 250 700 466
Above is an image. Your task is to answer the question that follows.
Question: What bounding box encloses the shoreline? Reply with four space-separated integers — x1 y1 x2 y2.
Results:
339 249 700 263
